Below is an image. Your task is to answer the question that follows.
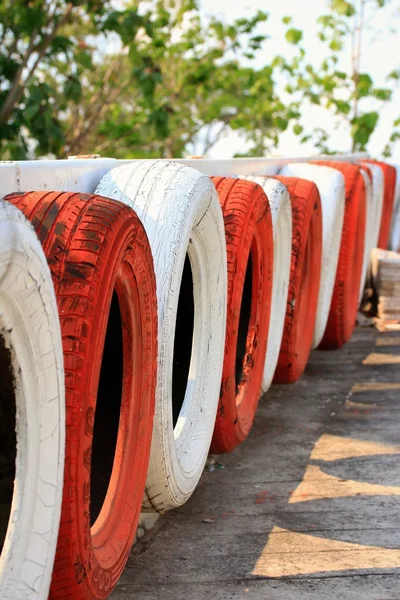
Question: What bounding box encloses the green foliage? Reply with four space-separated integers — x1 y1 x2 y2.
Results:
276 0 399 154
0 0 398 159
0 0 139 157
0 0 301 158
330 0 356 16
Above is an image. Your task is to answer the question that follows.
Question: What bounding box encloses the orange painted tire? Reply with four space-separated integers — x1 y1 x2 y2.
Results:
272 177 322 383
363 160 396 249
5 191 158 600
210 177 273 453
313 161 366 349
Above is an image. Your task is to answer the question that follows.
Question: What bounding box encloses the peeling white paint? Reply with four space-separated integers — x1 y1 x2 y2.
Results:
0 201 65 600
96 161 227 512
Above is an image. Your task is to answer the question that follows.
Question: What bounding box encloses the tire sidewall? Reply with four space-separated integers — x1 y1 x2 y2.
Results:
0 202 65 600
97 162 227 511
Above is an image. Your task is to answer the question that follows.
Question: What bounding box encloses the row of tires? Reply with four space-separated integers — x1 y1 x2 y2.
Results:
0 157 399 599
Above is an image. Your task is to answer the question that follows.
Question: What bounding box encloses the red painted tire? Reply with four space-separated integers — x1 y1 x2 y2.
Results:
313 161 366 349
272 177 322 383
210 177 273 453
363 160 396 249
4 191 158 600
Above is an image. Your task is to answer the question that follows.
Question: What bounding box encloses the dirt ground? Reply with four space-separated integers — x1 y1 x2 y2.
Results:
112 326 400 600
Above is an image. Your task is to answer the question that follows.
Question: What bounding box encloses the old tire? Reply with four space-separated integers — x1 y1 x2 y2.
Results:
389 165 400 252
210 177 273 453
363 160 396 250
279 163 345 349
313 161 367 349
0 199 65 600
360 161 384 256
5 191 158 600
357 164 374 303
242 177 292 393
273 177 323 383
97 161 227 512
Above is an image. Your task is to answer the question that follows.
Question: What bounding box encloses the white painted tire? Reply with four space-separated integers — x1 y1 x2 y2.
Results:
357 168 374 303
360 161 384 256
96 161 227 512
0 200 65 599
279 164 345 349
242 177 292 393
357 163 386 302
389 164 400 252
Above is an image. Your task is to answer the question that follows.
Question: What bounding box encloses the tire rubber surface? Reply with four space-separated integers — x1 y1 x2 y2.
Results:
279 163 345 349
273 176 323 383
313 161 367 349
0 199 65 600
97 161 227 512
6 191 157 600
241 177 292 393
210 177 273 453
363 160 396 250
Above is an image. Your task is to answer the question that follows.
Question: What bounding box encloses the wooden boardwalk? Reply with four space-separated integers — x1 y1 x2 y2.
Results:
113 327 400 599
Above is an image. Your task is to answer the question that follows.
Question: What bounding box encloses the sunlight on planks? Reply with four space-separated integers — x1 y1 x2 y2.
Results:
289 465 400 503
310 433 400 462
253 526 400 577
363 353 400 365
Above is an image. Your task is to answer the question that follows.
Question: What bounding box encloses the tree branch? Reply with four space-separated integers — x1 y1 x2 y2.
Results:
0 2 73 126
66 84 126 155
0 31 38 124
351 0 366 151
201 121 229 154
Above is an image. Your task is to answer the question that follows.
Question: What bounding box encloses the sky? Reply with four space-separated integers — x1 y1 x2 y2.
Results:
198 0 400 162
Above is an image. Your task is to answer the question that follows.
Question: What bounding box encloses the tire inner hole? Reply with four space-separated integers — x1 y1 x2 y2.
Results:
236 251 253 392
0 334 16 555
172 254 194 427
90 291 123 527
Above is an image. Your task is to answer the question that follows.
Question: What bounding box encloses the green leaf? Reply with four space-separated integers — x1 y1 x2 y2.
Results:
329 39 343 51
24 103 41 122
293 123 303 135
285 28 303 44
282 16 292 24
50 36 73 55
351 111 379 148
383 144 391 158
372 88 392 101
388 69 400 81
149 108 169 139
64 77 82 102
356 73 373 98
275 116 288 131
272 55 285 68
330 0 356 17
0 56 19 81
76 50 92 70
333 99 351 115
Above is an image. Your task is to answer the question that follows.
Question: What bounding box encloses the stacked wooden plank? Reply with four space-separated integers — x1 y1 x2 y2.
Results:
371 248 400 327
